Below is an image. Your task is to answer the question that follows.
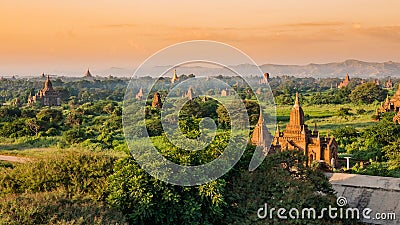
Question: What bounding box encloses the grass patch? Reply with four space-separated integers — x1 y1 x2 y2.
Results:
274 103 378 135
0 190 128 225
0 147 127 160
0 160 14 168
0 136 63 151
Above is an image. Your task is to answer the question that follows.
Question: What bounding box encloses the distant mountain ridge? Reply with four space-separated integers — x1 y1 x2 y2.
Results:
139 59 400 78
258 59 400 78
10 59 400 78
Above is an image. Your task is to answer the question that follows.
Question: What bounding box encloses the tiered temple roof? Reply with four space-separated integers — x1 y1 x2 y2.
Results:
337 73 350 88
27 75 60 106
250 110 273 155
251 92 338 168
151 92 163 109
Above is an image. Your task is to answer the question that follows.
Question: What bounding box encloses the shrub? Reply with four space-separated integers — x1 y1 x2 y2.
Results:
0 161 14 169
107 156 225 225
0 190 127 225
356 108 366 115
0 150 117 201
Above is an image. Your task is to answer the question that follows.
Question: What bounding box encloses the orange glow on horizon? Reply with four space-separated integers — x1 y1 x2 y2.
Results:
1 0 400 75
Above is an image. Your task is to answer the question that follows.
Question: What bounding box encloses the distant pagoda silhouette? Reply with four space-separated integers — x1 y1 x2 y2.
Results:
84 68 93 78
337 73 350 88
27 75 61 106
171 69 179 84
151 92 163 109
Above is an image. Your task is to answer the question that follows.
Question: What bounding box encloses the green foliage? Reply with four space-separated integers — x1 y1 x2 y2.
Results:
349 82 387 104
63 128 86 144
352 161 399 177
0 106 21 122
0 150 126 224
107 156 225 225
330 114 400 177
216 103 231 129
0 150 116 200
382 138 400 171
36 108 63 125
346 117 400 161
0 118 32 137
356 108 366 115
0 161 14 169
0 191 127 225
336 107 351 118
332 126 359 152
222 149 356 225
307 88 351 105
0 136 62 150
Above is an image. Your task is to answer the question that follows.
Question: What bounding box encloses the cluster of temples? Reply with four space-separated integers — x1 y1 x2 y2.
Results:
380 84 400 123
251 93 339 168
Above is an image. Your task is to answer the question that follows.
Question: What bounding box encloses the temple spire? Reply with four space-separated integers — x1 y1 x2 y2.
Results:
186 86 193 100
289 92 304 126
257 109 264 123
345 73 350 81
171 69 179 83
313 123 318 136
43 75 53 91
135 87 143 100
84 68 92 77
251 109 272 148
294 92 300 107
275 124 280 136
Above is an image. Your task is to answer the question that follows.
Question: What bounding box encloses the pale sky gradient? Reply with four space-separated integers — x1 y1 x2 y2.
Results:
1 0 400 76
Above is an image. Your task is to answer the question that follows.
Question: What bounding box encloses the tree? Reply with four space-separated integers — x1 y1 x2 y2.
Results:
65 109 83 127
107 156 225 225
336 107 352 119
216 104 230 129
25 118 41 137
102 101 118 115
349 82 387 104
0 106 21 122
36 108 63 126
63 128 86 144
332 126 359 152
382 138 400 172
346 117 400 161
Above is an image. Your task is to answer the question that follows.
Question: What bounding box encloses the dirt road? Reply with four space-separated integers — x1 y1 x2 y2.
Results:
0 155 29 163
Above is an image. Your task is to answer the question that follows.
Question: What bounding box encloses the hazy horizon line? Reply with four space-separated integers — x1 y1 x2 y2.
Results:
2 58 400 78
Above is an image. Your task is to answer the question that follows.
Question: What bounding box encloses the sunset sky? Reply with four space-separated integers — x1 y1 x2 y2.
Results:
1 0 400 76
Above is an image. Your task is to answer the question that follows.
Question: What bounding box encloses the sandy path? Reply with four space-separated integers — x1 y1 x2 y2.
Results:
0 155 29 163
